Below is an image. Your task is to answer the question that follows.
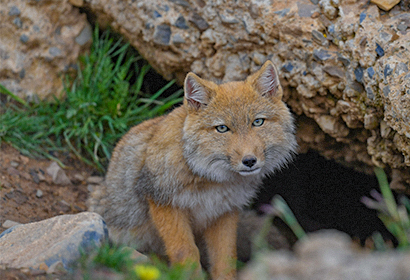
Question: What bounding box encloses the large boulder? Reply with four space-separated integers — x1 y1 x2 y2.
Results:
0 0 91 100
0 212 108 272
239 230 410 280
84 0 410 190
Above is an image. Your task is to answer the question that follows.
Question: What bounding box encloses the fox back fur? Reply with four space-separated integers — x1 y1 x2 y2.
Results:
88 60 297 279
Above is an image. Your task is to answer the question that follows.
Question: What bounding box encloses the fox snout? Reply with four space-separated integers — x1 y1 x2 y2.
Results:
242 155 257 168
236 153 264 176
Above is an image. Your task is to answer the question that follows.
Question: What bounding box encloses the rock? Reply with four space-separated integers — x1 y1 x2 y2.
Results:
82 0 410 189
7 167 20 177
73 173 85 182
36 189 43 198
19 155 29 165
0 0 91 99
86 176 104 184
69 0 84 7
0 212 108 271
10 161 19 168
239 230 410 280
46 162 72 185
29 169 40 184
47 261 68 275
2 220 21 229
370 0 400 11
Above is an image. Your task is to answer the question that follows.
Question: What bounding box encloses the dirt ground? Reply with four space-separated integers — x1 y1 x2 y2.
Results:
0 144 97 232
0 143 99 279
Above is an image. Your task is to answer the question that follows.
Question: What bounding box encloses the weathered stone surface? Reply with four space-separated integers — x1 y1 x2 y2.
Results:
46 162 72 185
84 0 410 190
0 0 91 99
239 230 410 280
371 0 401 11
0 212 108 271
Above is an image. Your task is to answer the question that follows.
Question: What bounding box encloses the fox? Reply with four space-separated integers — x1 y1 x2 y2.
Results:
88 60 297 280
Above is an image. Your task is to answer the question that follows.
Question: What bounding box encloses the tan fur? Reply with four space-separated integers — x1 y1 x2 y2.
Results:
88 61 297 280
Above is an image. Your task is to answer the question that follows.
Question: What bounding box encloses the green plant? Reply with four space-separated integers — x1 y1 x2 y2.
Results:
254 195 306 253
76 242 203 280
0 27 183 171
92 243 135 273
361 167 410 249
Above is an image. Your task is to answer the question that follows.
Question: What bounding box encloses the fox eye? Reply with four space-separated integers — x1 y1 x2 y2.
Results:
252 118 265 127
215 125 229 133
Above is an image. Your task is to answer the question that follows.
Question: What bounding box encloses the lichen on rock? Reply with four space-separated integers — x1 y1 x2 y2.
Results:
0 0 92 100
82 0 410 190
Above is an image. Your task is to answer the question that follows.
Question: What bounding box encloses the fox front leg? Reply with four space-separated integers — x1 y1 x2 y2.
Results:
204 210 239 280
147 199 202 270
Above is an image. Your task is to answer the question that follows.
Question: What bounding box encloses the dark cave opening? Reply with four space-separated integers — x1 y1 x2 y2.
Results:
254 149 397 245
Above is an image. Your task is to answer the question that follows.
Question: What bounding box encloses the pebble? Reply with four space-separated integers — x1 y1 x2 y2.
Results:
29 169 40 184
354 67 364 83
69 0 84 7
48 47 62 57
20 34 29 43
7 167 20 177
376 43 385 57
10 161 19 168
313 49 332 61
359 12 366 24
282 62 294 73
1 180 12 189
36 189 43 198
384 64 393 78
13 17 22 28
86 176 104 184
38 172 46 182
20 171 31 181
174 15 189 29
153 24 171 46
370 0 400 11
75 24 92 46
189 12 209 31
397 23 408 32
46 162 72 185
73 173 85 182
169 0 190 7
367 67 375 79
172 34 186 44
8 6 21 16
19 155 29 165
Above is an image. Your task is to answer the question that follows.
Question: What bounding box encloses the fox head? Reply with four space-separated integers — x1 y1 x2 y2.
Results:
182 61 297 182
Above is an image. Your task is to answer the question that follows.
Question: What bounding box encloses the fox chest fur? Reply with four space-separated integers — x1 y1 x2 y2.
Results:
88 61 297 279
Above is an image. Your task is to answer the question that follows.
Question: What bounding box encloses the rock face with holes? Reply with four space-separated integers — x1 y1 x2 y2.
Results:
84 0 410 190
0 0 91 100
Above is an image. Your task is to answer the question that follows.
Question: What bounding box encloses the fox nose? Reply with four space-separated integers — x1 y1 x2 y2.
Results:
242 155 257 168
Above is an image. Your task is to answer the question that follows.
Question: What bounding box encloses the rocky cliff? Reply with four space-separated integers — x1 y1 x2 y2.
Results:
82 0 410 190
1 0 409 189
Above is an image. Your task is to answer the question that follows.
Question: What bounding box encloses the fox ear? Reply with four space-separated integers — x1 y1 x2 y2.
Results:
252 61 282 100
184 73 211 110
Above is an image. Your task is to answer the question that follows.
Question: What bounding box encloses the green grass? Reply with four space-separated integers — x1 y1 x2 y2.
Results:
77 242 203 280
361 167 410 250
0 27 182 171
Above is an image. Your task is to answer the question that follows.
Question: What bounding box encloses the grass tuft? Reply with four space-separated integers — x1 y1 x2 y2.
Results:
0 27 182 171
361 167 410 249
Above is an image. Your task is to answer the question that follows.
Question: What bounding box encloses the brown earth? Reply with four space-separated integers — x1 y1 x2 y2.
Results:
0 144 96 231
0 143 97 279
